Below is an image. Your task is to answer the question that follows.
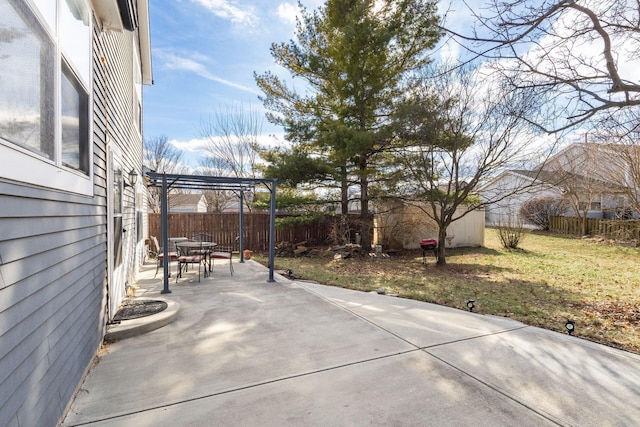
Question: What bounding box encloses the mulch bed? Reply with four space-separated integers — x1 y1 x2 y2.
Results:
113 300 168 321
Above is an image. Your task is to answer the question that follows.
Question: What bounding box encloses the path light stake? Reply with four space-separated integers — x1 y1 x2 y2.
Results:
565 319 575 335
466 300 475 312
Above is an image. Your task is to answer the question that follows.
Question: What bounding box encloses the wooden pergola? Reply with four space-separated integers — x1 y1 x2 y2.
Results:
145 171 279 293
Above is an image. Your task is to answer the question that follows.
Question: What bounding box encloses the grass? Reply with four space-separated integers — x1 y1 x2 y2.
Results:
256 229 640 354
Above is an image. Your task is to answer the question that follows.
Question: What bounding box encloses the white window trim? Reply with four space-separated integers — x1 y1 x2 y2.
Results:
0 143 92 194
133 38 143 136
0 0 94 196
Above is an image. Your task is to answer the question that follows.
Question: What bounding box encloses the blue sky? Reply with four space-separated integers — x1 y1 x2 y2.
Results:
143 1 631 169
143 0 478 168
143 0 325 168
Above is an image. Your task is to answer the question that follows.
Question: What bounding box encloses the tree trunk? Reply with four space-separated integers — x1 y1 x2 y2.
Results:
340 166 349 215
436 226 447 266
360 170 372 251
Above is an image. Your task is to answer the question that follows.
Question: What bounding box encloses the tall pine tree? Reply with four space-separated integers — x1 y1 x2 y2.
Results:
255 0 441 250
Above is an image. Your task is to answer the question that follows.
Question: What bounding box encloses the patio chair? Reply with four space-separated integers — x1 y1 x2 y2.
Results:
176 241 207 282
192 232 213 242
210 236 239 276
150 236 178 278
190 232 214 256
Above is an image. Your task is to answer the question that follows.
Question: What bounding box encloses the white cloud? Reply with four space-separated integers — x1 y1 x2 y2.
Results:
169 133 288 168
170 137 208 153
192 0 258 26
277 3 298 25
172 133 286 153
159 51 261 94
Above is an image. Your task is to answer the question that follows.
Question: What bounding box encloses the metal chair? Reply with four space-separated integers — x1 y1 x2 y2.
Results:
150 236 178 278
210 236 239 276
190 233 213 256
175 241 207 282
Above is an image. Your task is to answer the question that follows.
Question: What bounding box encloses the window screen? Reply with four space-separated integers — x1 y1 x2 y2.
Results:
0 0 55 159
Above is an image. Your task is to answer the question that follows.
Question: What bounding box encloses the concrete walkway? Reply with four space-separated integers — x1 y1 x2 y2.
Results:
62 260 640 426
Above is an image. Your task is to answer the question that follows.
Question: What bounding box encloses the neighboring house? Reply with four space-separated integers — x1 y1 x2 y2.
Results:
374 202 485 249
169 193 209 212
482 143 636 226
481 170 562 225
0 1 152 426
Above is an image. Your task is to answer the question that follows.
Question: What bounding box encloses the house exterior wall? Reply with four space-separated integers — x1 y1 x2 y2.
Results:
197 197 208 213
546 143 632 213
481 144 635 226
375 203 485 249
482 172 561 226
0 2 148 426
169 194 209 213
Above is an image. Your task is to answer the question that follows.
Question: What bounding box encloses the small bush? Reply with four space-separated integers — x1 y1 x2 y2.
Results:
496 220 526 249
520 197 569 230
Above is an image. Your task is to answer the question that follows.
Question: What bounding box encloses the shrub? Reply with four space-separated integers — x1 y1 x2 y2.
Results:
496 219 526 249
520 197 568 230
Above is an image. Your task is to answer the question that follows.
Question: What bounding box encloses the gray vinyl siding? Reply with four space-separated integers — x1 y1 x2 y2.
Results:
0 10 144 427
95 26 144 311
0 184 107 427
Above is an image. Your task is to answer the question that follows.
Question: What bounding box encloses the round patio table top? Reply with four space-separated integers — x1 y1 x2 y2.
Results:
175 241 217 248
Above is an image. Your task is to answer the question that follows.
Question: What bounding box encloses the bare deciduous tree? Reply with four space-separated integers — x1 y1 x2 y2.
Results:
143 135 185 212
199 104 262 179
545 144 615 234
446 0 640 133
393 65 546 265
199 105 263 212
594 111 640 217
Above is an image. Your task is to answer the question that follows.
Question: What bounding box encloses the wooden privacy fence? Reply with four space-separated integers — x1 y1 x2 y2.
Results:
148 213 363 251
550 216 640 240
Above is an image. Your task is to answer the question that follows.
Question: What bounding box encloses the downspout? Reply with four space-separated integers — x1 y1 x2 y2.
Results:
239 190 245 263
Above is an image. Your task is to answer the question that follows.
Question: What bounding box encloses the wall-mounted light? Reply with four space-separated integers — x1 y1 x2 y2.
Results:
565 319 575 335
125 169 138 188
466 300 475 312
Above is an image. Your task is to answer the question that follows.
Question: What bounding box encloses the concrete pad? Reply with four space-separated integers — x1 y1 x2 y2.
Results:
63 262 414 425
426 325 640 427
299 281 526 347
63 262 640 427
65 352 555 427
301 282 640 426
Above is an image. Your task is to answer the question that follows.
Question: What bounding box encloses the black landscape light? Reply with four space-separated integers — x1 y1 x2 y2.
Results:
565 319 575 335
466 300 475 312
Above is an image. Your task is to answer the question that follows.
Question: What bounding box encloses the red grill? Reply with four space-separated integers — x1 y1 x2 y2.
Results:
420 239 437 250
420 239 438 264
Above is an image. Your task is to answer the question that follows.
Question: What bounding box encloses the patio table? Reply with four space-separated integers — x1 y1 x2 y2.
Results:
175 241 217 278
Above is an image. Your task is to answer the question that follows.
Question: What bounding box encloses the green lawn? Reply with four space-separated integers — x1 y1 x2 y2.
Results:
257 229 640 354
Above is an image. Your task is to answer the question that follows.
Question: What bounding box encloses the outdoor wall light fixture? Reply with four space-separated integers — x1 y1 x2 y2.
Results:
125 169 138 188
466 300 475 312
565 319 575 335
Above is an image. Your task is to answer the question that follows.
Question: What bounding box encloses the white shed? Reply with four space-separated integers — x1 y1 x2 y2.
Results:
374 202 485 249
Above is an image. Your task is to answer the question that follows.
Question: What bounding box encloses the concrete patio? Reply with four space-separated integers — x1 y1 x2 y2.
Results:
62 259 640 426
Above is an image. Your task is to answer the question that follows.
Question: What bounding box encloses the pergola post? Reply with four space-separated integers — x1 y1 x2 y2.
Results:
160 173 171 294
239 190 245 263
268 179 276 283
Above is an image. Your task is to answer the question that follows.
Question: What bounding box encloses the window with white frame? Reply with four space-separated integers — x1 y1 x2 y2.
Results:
0 0 92 190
